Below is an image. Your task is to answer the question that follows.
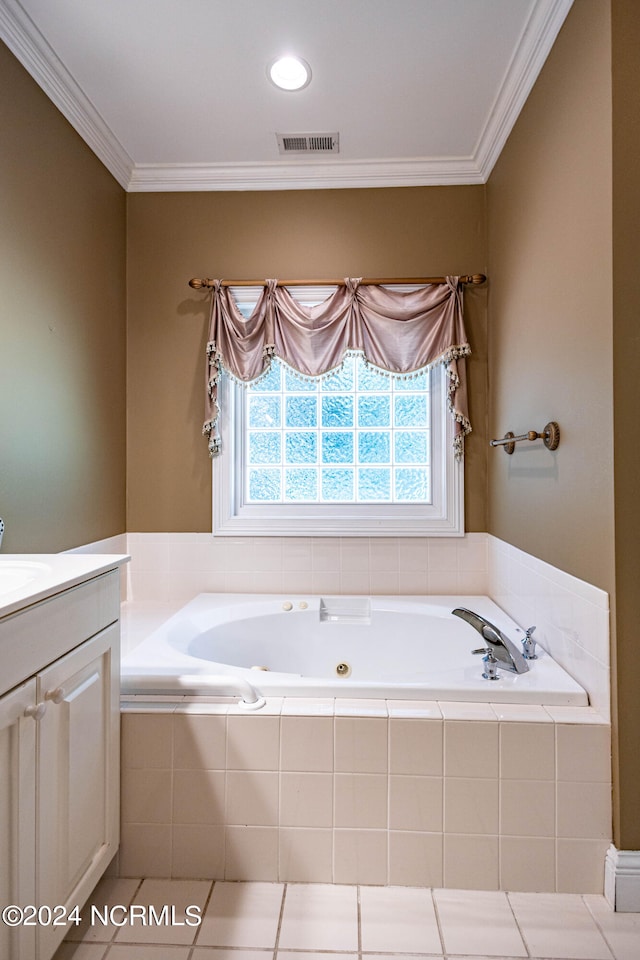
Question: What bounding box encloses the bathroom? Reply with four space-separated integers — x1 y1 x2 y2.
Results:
1 1 639 957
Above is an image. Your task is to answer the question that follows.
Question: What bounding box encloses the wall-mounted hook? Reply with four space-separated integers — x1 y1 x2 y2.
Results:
490 421 560 455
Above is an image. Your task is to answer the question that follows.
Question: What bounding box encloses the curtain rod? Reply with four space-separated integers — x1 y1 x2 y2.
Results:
189 274 486 290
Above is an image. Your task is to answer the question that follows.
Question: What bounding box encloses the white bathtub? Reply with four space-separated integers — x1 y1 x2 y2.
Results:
121 594 588 705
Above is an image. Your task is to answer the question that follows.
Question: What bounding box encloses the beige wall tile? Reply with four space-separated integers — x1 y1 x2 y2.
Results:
335 716 388 773
226 715 280 770
445 721 499 778
311 570 341 593
444 778 499 835
388 831 443 886
280 717 334 771
121 714 173 769
119 824 172 878
370 570 399 594
340 571 371 594
224 827 279 881
282 538 313 571
172 770 226 825
389 718 443 775
556 724 612 782
389 776 443 832
333 829 387 885
121 769 172 824
557 782 612 839
500 722 555 780
279 828 333 882
280 772 334 827
226 771 279 826
444 835 499 890
500 837 556 892
171 825 225 879
173 715 226 769
334 773 388 828
500 779 555 837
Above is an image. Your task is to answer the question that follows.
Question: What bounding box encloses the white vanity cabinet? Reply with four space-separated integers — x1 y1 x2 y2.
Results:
0 679 38 960
0 564 123 960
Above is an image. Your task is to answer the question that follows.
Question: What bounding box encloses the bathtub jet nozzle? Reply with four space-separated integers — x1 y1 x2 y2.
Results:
452 607 530 675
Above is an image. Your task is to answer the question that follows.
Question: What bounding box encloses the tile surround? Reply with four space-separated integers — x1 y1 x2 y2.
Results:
76 530 611 718
119 701 611 892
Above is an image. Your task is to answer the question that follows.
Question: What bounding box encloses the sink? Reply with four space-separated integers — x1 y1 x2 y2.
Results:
0 560 51 596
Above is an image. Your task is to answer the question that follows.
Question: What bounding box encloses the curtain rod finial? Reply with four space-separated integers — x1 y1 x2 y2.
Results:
189 278 214 290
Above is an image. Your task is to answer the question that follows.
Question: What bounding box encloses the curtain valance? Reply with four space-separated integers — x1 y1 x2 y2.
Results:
204 277 471 458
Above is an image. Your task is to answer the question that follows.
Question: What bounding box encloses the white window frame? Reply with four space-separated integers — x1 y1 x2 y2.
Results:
211 287 464 537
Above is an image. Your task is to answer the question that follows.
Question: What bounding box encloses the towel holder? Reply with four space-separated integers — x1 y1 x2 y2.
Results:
490 421 560 455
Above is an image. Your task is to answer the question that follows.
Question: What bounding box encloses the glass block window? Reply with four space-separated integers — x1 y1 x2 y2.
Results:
244 355 431 504
212 284 463 537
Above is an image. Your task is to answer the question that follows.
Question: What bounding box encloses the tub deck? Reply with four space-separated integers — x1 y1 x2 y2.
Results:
121 594 588 706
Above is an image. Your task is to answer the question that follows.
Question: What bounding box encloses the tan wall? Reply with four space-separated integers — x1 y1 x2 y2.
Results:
0 42 127 552
126 187 487 531
486 1 614 595
611 0 640 849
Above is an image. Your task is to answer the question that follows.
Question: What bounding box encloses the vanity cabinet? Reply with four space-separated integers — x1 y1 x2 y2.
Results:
0 568 121 960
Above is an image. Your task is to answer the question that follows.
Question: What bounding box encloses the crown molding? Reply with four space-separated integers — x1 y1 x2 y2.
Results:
474 0 574 180
126 156 484 192
0 0 133 188
1 0 573 193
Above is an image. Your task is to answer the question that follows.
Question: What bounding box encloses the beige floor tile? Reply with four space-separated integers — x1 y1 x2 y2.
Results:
585 895 640 960
196 881 284 948
278 883 358 952
53 944 108 960
105 947 190 959
434 889 527 957
508 891 614 959
277 954 356 960
360 885 442 954
192 951 279 960
114 878 211 945
65 877 140 942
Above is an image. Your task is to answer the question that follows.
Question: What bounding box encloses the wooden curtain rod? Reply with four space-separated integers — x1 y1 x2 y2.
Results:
189 274 486 290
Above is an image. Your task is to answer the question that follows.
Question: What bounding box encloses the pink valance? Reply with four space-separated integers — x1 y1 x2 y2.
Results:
204 277 471 458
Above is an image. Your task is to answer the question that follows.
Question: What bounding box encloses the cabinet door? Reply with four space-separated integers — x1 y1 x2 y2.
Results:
0 679 38 960
36 624 120 959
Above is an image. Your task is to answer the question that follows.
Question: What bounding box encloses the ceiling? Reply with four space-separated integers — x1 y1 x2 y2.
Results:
0 0 573 192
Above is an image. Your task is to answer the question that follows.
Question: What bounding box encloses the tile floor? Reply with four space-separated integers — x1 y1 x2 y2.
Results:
53 878 640 960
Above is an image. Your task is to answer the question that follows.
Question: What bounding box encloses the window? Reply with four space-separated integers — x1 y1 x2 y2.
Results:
212 287 463 536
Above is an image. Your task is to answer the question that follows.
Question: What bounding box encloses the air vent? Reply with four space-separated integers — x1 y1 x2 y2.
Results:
276 132 340 155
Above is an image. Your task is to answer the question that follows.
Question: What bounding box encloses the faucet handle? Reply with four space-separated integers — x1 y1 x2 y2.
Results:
482 650 500 680
521 626 538 660
471 647 488 655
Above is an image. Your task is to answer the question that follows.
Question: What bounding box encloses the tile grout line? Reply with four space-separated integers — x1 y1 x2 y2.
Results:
581 893 619 960
430 887 447 958
272 881 288 959
505 890 534 958
189 877 216 952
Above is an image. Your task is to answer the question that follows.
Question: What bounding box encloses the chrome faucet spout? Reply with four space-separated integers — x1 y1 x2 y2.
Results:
452 607 530 675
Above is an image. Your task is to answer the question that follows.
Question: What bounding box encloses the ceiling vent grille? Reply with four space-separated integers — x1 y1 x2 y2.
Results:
276 132 340 155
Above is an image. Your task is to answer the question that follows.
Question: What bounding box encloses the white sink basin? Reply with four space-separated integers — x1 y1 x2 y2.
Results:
0 560 52 596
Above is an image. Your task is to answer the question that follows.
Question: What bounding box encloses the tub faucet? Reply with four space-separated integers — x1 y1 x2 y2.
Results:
452 607 530 675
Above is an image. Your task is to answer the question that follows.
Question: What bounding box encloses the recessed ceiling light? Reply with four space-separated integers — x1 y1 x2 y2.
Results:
268 55 311 91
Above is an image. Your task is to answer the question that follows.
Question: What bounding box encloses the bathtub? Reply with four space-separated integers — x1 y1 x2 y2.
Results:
121 593 588 706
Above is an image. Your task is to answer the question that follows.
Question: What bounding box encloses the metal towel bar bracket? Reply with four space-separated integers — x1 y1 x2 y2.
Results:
490 421 560 455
